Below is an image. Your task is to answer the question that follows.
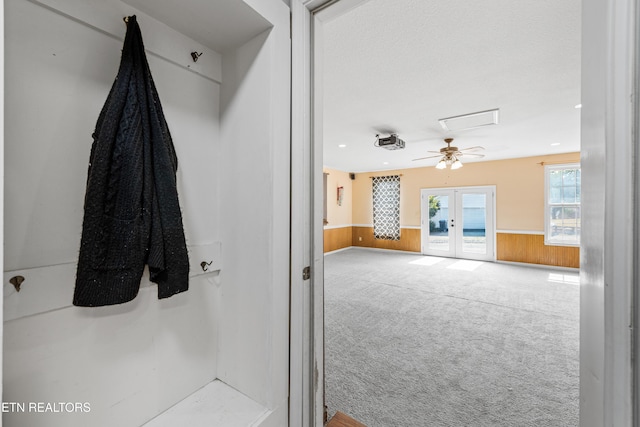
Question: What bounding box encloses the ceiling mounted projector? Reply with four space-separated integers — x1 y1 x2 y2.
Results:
374 134 405 150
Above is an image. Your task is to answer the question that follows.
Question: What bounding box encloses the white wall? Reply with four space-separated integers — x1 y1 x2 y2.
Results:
218 0 291 420
4 0 292 425
3 0 222 425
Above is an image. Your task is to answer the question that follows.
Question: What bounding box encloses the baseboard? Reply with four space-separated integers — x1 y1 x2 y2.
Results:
143 380 276 427
496 260 579 273
348 246 423 255
325 246 421 256
250 398 288 427
324 246 354 255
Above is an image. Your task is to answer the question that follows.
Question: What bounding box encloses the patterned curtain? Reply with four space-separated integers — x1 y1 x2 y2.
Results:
372 175 401 240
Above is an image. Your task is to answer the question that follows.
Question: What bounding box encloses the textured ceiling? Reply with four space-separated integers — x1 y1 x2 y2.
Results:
322 0 581 172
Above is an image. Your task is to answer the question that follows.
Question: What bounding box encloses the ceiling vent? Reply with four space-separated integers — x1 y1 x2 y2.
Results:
374 134 405 150
438 108 500 132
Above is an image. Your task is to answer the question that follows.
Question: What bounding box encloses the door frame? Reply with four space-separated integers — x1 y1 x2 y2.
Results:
290 1 374 426
290 0 639 425
420 186 496 261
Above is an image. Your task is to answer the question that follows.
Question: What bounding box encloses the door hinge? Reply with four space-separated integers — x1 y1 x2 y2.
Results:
303 266 311 280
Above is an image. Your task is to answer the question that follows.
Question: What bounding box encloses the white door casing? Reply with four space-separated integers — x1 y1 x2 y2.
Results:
290 2 376 426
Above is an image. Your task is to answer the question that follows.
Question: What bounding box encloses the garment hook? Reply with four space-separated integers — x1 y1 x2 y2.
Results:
200 261 213 272
9 275 25 292
191 52 203 63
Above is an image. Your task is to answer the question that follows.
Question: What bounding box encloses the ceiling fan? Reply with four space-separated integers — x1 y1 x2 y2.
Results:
412 138 485 169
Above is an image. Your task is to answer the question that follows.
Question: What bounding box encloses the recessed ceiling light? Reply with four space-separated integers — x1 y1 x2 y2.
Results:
338 144 347 148
574 104 582 109
551 142 561 146
383 162 389 165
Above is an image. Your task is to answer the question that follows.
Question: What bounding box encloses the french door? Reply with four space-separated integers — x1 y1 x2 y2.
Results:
420 186 495 261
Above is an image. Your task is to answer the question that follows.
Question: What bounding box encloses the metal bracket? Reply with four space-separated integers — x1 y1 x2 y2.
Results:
302 266 311 280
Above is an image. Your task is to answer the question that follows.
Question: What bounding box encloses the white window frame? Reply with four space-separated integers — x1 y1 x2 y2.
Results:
544 163 581 246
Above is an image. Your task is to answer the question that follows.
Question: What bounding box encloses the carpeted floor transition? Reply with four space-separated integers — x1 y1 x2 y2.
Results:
325 248 579 427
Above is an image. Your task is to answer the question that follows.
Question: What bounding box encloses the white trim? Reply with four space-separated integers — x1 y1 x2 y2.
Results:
323 224 352 230
580 0 636 424
326 224 421 230
311 7 326 427
602 0 635 423
347 246 422 255
547 241 580 248
420 186 497 262
323 247 353 255
351 224 421 229
634 0 640 418
496 260 580 273
543 162 581 247
290 2 314 426
496 230 544 235
0 0 4 412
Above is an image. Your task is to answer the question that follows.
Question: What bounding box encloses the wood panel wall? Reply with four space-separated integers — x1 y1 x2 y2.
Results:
496 233 580 268
325 229 580 269
324 227 353 253
351 226 421 252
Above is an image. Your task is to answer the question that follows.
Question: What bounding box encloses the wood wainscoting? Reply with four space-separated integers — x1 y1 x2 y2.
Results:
351 226 421 252
326 228 579 269
496 232 580 268
324 226 354 253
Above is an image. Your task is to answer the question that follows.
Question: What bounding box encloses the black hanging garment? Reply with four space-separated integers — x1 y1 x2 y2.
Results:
74 16 189 306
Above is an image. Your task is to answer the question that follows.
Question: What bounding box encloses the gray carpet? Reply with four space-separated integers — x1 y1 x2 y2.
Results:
325 248 579 427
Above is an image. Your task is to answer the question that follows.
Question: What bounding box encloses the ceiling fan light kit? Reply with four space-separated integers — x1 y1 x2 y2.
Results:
412 137 484 170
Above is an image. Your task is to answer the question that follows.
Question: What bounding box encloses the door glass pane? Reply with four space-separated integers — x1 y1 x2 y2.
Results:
428 195 449 251
461 193 486 254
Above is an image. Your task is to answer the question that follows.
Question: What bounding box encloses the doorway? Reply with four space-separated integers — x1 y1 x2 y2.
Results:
290 0 638 425
421 186 495 261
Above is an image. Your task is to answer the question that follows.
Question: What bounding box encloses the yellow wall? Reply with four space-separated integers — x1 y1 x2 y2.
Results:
324 167 353 227
352 152 580 231
324 152 580 267
323 167 354 252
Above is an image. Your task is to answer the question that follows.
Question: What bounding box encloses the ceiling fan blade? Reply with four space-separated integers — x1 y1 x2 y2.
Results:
459 146 485 152
412 154 443 161
427 150 443 154
460 153 485 158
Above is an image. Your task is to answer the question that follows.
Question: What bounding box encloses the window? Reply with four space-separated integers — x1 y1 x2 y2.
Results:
372 175 400 240
545 163 580 246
